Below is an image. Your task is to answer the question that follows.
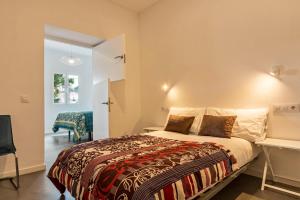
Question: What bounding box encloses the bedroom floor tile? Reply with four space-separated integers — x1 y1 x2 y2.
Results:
0 135 298 200
211 174 300 200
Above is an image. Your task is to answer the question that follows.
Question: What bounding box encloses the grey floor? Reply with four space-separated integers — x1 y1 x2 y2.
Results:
0 134 299 200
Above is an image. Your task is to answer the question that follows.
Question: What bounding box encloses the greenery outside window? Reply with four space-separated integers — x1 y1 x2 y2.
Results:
68 75 79 104
53 73 79 104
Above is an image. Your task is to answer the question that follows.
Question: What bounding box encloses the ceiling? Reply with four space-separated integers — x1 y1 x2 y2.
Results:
110 0 160 12
45 25 104 48
44 39 92 56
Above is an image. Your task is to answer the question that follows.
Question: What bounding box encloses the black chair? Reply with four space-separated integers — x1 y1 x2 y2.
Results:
0 115 19 189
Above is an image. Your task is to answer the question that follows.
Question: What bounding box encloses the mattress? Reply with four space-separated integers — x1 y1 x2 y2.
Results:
48 133 242 200
145 131 260 169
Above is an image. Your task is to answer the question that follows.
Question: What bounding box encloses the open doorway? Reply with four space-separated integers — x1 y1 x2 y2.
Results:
43 25 126 168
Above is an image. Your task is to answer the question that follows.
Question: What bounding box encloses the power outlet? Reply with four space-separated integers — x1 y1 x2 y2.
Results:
273 104 300 113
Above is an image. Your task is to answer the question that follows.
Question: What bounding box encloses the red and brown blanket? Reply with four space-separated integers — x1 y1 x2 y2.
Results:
48 135 237 200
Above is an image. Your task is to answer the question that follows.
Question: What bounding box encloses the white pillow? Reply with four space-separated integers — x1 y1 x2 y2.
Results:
165 107 206 134
206 107 269 142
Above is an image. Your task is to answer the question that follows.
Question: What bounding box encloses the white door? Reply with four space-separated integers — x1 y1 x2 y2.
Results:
92 79 111 140
93 35 126 83
92 35 126 140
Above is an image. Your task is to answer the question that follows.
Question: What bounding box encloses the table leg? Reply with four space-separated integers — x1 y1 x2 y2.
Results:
262 147 275 180
261 161 268 191
88 132 92 141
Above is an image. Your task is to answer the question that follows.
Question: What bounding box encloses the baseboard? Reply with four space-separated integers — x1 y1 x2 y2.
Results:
274 175 300 188
245 168 300 188
0 163 46 179
45 131 69 136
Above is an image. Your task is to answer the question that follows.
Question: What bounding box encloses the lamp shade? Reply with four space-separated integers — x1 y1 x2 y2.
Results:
60 56 82 66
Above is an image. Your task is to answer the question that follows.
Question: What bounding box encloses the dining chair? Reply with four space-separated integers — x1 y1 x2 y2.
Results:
0 115 19 189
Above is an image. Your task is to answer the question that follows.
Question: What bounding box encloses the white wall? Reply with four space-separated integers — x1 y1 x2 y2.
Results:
44 41 93 133
0 0 141 178
140 0 300 186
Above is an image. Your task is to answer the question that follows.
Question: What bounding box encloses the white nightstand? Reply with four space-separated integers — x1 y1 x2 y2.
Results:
256 138 300 197
143 126 164 133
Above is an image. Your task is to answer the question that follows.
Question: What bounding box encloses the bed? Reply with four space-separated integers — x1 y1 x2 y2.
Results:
48 107 267 200
52 111 93 142
48 131 259 200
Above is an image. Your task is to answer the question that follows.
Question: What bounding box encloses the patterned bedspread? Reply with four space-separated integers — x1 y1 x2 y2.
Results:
52 111 93 141
48 135 237 200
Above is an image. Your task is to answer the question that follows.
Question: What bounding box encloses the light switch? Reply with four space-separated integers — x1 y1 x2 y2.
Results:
20 95 30 103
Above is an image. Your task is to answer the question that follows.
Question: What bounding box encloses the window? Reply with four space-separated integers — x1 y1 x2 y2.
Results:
68 75 79 104
53 73 79 104
53 74 66 104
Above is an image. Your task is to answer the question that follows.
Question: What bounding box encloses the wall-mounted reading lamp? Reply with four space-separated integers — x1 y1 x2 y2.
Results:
269 65 282 78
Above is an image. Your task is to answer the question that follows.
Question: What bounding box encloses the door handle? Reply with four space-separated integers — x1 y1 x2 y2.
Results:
101 101 114 105
101 98 114 112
